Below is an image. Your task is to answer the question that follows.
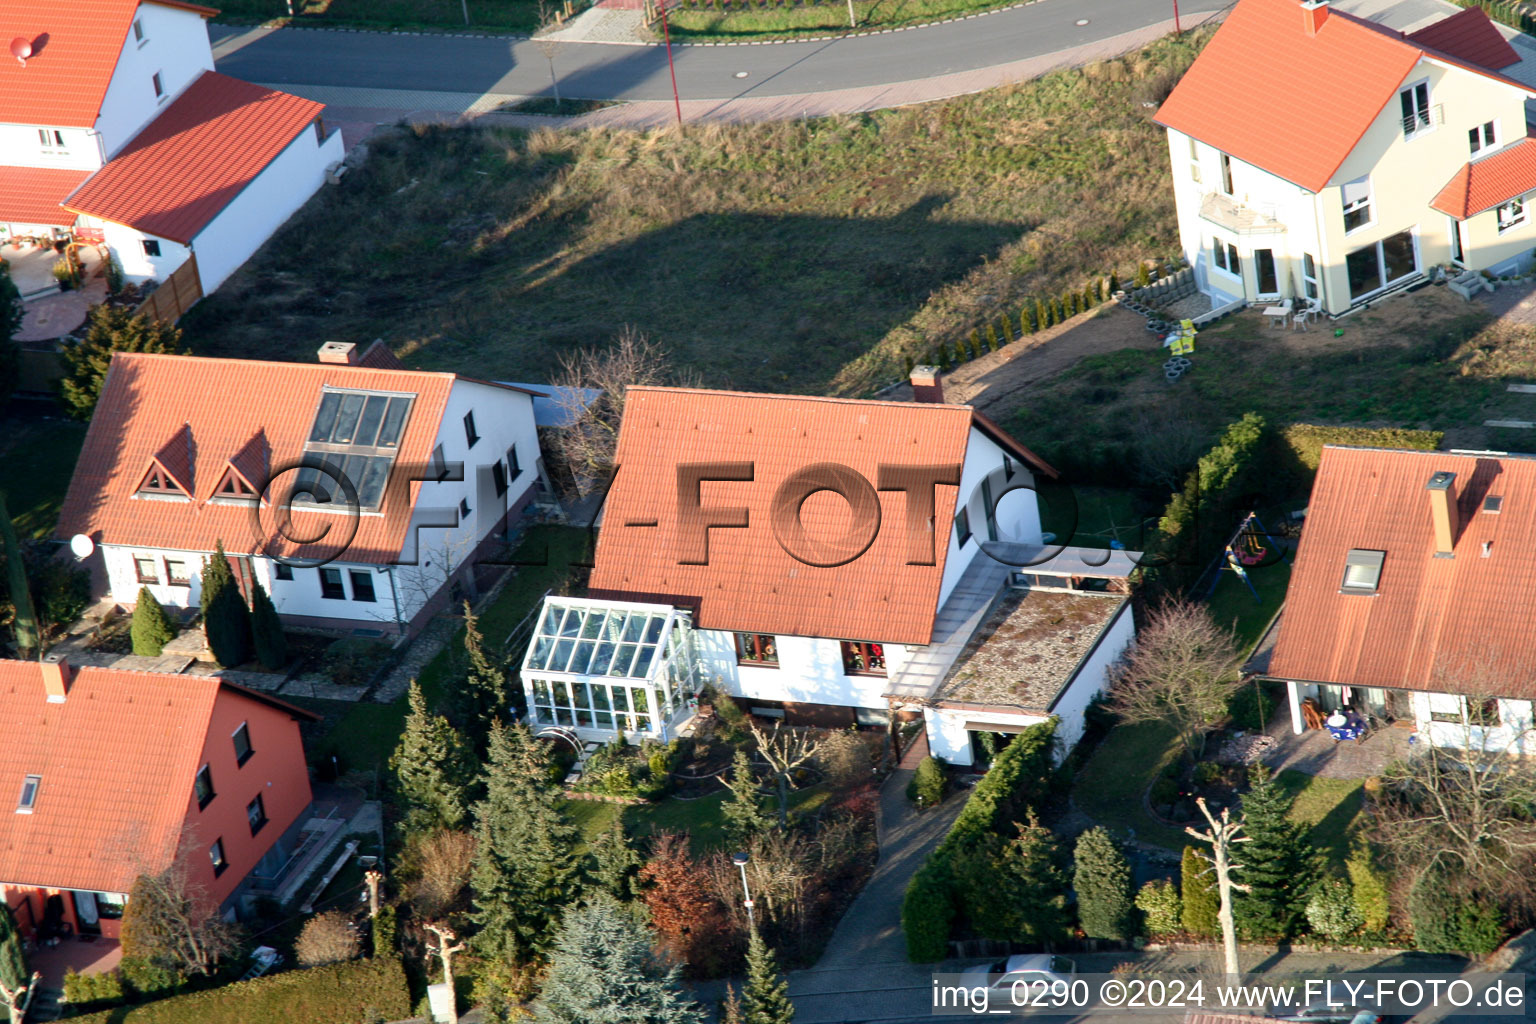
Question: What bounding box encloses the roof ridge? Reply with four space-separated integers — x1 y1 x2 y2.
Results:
627 384 977 413
111 350 461 379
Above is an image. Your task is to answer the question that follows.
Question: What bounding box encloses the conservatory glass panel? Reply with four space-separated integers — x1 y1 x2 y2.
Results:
613 688 630 712
643 616 666 644
591 642 616 675
540 605 561 634
621 614 646 642
553 638 576 671
612 644 638 676
632 646 657 678
559 609 583 636
528 636 553 670
581 612 606 639
571 640 596 674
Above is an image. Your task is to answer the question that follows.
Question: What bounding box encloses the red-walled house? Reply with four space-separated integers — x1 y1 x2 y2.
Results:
0 655 317 940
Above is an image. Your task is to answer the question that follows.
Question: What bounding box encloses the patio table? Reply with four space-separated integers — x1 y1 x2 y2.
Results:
1263 303 1292 328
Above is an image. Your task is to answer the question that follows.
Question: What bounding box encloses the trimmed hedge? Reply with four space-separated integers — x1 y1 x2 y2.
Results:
902 719 1058 960
1154 412 1268 591
68 956 410 1024
1279 424 1443 474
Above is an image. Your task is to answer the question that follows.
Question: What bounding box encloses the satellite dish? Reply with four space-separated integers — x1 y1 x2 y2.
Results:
69 534 95 560
10 37 32 66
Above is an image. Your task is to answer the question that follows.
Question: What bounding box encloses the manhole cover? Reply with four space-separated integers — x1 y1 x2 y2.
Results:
734 71 749 78
1076 17 1089 25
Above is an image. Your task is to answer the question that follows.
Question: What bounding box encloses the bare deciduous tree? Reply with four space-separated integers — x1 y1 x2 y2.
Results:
1185 796 1250 978
534 1 565 110
1107 601 1243 758
120 852 243 976
548 327 697 498
746 721 823 828
407 829 478 919
425 922 467 1024
0 971 39 1022
1376 678 1536 895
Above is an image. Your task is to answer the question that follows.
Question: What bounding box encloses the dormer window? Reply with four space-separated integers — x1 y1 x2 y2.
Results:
1341 549 1384 594
137 465 187 499
17 774 40 813
213 468 259 502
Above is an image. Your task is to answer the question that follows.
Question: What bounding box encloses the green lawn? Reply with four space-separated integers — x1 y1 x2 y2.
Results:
0 413 87 539
303 525 591 774
1205 556 1290 657
1072 720 1189 852
1039 484 1161 553
564 785 832 856
1276 770 1364 868
668 0 1021 41
182 30 1209 397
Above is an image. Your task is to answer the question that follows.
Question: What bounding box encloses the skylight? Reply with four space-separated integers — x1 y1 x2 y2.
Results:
292 389 415 512
17 774 40 813
1341 549 1384 594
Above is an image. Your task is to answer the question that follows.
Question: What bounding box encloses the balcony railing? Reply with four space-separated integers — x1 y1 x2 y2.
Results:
1402 103 1444 139
1198 190 1286 234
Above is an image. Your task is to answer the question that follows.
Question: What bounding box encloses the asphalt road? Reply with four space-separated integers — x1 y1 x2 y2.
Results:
210 0 1228 104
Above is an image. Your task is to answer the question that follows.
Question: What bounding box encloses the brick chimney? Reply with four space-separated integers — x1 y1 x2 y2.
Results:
1427 471 1458 558
1301 0 1329 36
911 365 944 404
317 341 359 365
41 652 70 703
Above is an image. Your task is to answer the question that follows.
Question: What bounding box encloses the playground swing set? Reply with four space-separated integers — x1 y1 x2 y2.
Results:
1206 511 1290 603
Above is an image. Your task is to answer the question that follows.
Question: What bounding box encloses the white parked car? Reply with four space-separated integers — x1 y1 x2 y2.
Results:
962 953 1077 991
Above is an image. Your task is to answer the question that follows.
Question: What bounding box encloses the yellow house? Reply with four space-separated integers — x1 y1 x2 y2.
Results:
1157 0 1536 315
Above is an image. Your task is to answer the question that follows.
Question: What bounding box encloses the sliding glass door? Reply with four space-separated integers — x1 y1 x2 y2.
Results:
1346 230 1418 301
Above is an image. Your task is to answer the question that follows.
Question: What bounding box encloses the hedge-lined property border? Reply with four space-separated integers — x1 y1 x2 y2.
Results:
67 956 411 1024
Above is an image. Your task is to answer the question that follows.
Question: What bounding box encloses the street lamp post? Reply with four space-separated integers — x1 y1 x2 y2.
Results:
1173 0 1181 34
732 851 755 931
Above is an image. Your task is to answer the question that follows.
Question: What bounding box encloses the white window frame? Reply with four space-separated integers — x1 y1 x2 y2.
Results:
36 128 66 155
1211 238 1240 279
1449 217 1466 265
1498 197 1526 234
1342 175 1373 235
1340 548 1384 594
16 774 40 813
1427 692 1464 724
1400 79 1432 138
1188 137 1202 184
1219 152 1234 196
1302 253 1321 300
152 70 165 102
1469 119 1498 156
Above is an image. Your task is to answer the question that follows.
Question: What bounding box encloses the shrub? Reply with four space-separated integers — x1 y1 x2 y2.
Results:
200 544 251 668
1149 775 1179 807
322 637 390 687
52 256 80 290
1345 841 1391 934
64 967 126 1011
1193 761 1221 786
296 910 362 967
901 862 955 961
1082 283 1095 309
1226 681 1276 732
817 728 870 790
1408 870 1504 955
1033 299 1047 331
68 956 411 1024
1157 412 1268 591
25 545 91 632
953 338 967 364
1136 261 1151 288
968 329 982 359
985 323 999 352
1001 314 1015 343
1181 846 1219 937
907 756 946 807
1108 271 1120 295
131 587 177 656
58 305 183 420
1074 827 1135 941
372 904 398 958
937 343 952 371
1135 878 1182 938
1305 877 1363 941
105 249 125 294
119 956 185 998
249 580 288 671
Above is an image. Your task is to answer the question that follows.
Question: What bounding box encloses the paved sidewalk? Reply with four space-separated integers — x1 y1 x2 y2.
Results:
814 760 966 968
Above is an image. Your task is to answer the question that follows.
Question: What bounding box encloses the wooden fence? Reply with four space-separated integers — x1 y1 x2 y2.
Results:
133 252 203 323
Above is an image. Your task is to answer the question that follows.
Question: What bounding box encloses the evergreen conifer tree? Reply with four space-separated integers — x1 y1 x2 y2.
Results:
1002 314 1016 343
743 928 795 1024
1109 271 1120 295
472 720 584 965
533 894 705 1024
985 324 999 352
723 749 773 846
131 586 177 656
1073 826 1135 941
1082 283 1096 309
58 305 183 420
454 604 512 751
590 812 644 900
0 491 37 658
1181 845 1219 937
0 900 29 1015
200 541 251 668
1034 298 1047 332
248 579 288 670
1234 764 1315 939
389 680 475 837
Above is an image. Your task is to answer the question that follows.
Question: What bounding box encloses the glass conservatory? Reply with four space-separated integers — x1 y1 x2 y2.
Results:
519 596 702 741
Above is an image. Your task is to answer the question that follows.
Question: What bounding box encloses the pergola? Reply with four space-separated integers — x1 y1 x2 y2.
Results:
520 596 701 741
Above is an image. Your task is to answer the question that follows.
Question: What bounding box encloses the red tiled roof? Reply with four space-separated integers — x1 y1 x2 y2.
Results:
1407 6 1520 70
0 166 91 227
587 387 1049 646
65 72 324 244
56 352 461 564
1268 446 1536 697
0 0 217 128
1156 0 1534 192
0 663 306 894
1430 132 1536 217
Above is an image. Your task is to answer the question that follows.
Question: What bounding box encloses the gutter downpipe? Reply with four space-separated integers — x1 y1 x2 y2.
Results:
381 565 405 637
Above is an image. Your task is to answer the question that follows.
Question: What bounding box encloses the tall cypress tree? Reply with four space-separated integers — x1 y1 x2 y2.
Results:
472 720 584 965
0 491 37 658
1234 764 1315 939
1181 845 1219 938
0 900 30 1014
389 681 475 838
200 541 251 667
743 928 795 1024
722 749 772 847
533 894 704 1024
454 604 512 752
248 580 288 671
131 586 177 657
1073 826 1135 941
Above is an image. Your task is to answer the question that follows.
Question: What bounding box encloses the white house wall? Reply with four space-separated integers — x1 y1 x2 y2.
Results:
0 124 102 172
94 1 214 158
392 379 540 624
696 629 909 711
189 124 343 293
936 427 1043 610
100 219 188 285
1411 692 1536 755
